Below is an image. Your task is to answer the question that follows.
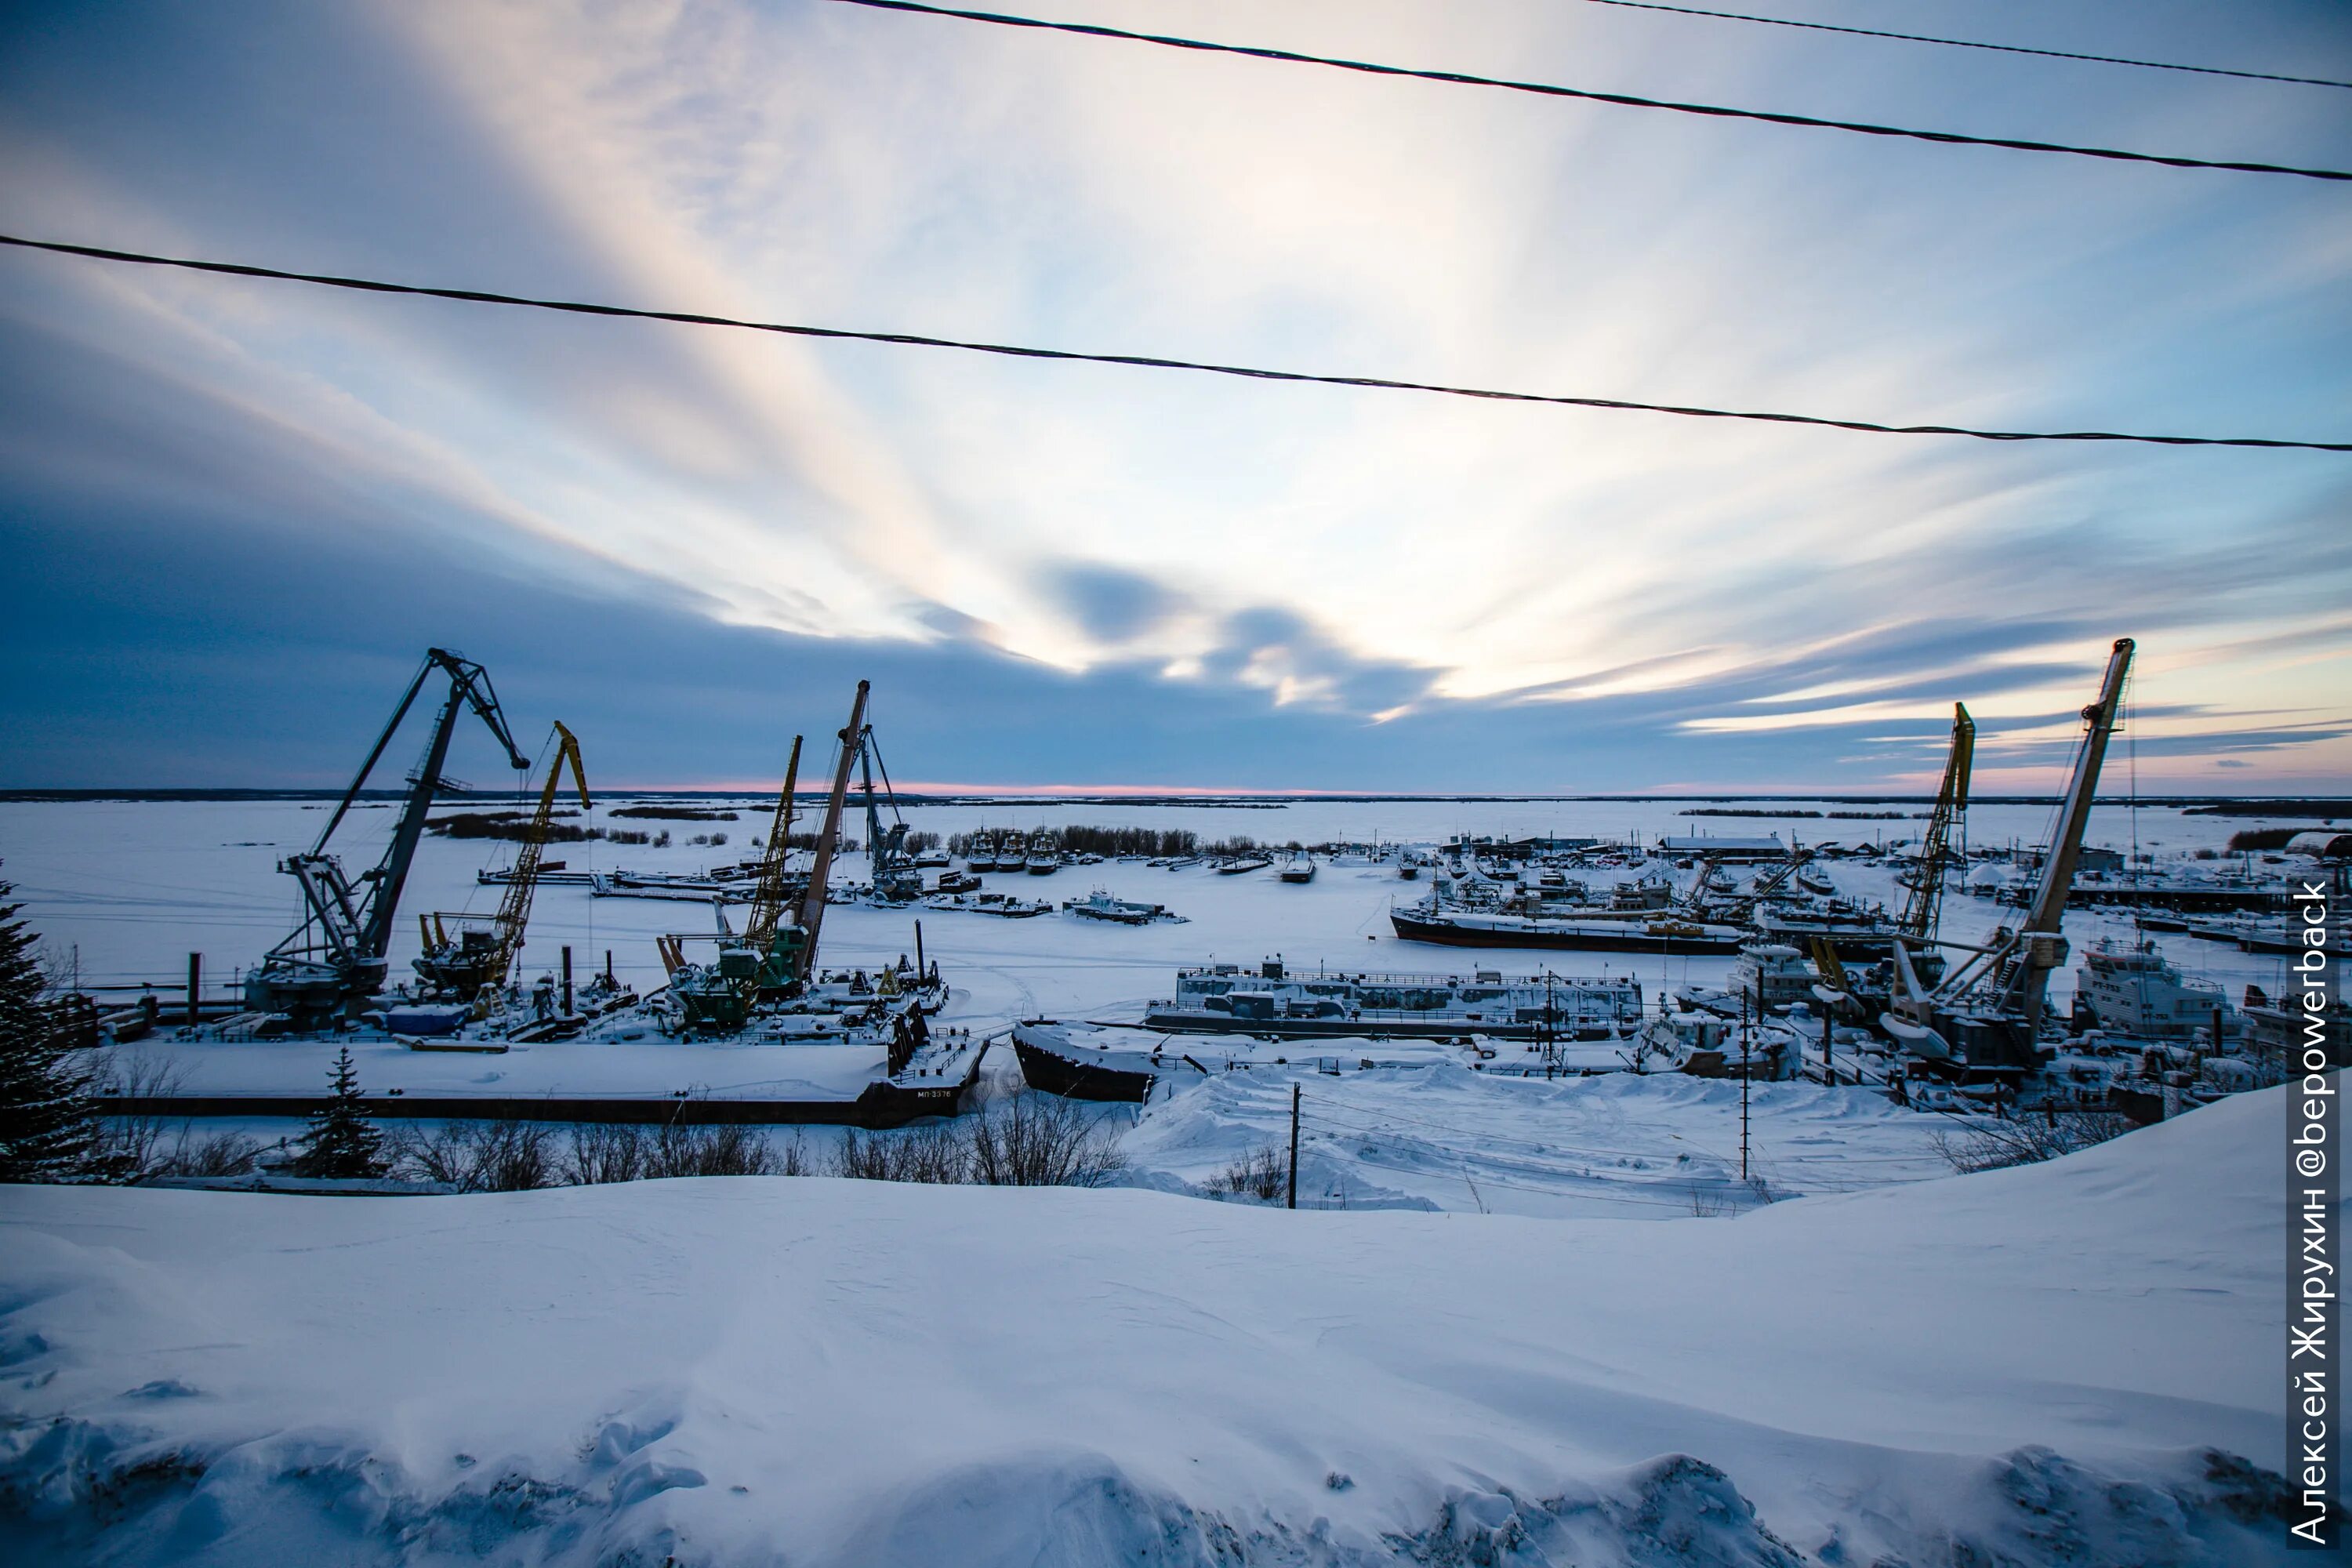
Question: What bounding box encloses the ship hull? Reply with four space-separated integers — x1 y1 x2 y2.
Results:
1389 909 1743 955
1011 1024 1156 1102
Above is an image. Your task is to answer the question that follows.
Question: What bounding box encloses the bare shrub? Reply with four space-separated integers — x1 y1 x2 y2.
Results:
966 1094 1127 1188
85 1051 190 1181
1931 1110 2133 1173
153 1128 262 1178
564 1122 649 1185
563 1121 794 1182
1213 1145 1286 1202
832 1123 968 1183
647 1120 780 1178
390 1119 559 1191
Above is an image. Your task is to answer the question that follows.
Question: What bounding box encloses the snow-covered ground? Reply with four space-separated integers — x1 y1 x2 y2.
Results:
1116 1064 1962 1218
0 1086 2300 1566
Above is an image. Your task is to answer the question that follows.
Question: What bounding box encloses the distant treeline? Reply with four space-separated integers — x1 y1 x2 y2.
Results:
946 826 1298 858
1680 808 1918 820
610 805 740 822
429 812 677 849
2225 828 2301 851
952 826 1199 858
429 811 600 843
2189 801 2350 819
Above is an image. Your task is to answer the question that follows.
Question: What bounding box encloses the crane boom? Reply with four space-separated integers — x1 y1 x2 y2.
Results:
470 723 589 1013
793 680 869 978
1886 639 2133 1076
252 648 528 1024
1898 703 1973 944
746 736 803 953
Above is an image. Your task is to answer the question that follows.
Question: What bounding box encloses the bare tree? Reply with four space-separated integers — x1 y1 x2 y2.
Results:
565 1120 789 1183
831 1123 968 1183
1931 1109 2133 1173
389 1118 558 1191
85 1051 190 1181
966 1094 1127 1188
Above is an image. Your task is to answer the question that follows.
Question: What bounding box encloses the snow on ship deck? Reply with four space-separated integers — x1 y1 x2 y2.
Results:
1014 1020 1646 1103
94 1028 993 1127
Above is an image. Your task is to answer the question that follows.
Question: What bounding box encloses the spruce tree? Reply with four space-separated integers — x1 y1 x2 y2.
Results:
0 869 98 1181
292 1046 389 1178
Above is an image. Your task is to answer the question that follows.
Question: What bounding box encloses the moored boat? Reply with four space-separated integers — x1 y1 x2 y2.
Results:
1390 897 1744 955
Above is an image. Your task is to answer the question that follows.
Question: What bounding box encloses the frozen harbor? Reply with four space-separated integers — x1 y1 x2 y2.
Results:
0 793 2315 1214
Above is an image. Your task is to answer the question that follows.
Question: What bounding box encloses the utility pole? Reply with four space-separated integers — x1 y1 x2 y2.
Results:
561 946 574 1017
1740 985 1751 1183
1287 1083 1301 1210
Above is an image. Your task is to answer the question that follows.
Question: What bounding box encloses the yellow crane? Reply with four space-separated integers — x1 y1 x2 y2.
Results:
414 722 589 1012
666 735 806 1031
1898 703 1973 947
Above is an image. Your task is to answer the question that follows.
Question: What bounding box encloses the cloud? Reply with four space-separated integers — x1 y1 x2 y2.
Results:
0 0 2347 789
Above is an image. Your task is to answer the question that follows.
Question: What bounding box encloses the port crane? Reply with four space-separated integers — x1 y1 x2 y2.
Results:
664 735 805 1032
1896 703 1974 956
664 680 871 1033
856 721 922 903
248 648 528 1026
1682 846 1809 924
414 721 590 1010
1885 639 2132 1081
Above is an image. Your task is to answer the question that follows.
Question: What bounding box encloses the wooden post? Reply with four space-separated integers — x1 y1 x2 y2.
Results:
561 946 573 1016
1822 1004 1834 1087
915 920 926 984
186 953 201 1026
604 949 615 985
1287 1083 1301 1210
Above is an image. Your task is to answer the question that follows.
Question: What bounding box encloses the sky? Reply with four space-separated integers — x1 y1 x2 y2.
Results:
0 0 2348 795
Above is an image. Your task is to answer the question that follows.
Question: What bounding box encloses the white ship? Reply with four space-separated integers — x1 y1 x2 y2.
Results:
2070 938 2233 1041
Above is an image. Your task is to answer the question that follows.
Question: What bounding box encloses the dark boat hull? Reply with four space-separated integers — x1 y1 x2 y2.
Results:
1389 909 1743 955
1012 1028 1156 1102
1138 1007 1621 1041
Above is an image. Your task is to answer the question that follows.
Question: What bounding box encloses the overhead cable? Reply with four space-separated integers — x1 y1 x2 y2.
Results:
824 0 2352 183
5 234 2345 452
1570 0 2352 92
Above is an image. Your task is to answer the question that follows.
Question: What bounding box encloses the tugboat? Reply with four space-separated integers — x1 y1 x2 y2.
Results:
1280 851 1316 884
1063 888 1181 925
1674 942 1818 1016
1025 829 1062 875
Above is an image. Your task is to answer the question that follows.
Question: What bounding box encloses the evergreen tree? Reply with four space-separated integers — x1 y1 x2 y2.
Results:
292 1046 389 1178
0 869 98 1181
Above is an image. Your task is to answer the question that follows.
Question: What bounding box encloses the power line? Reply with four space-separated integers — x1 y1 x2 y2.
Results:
1570 0 2352 93
5 234 2346 452
824 0 2352 183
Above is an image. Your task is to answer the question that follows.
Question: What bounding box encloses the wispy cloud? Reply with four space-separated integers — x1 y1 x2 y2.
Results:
0 0 2347 788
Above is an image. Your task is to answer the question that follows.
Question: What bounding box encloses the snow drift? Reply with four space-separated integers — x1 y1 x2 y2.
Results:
0 1085 2301 1565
